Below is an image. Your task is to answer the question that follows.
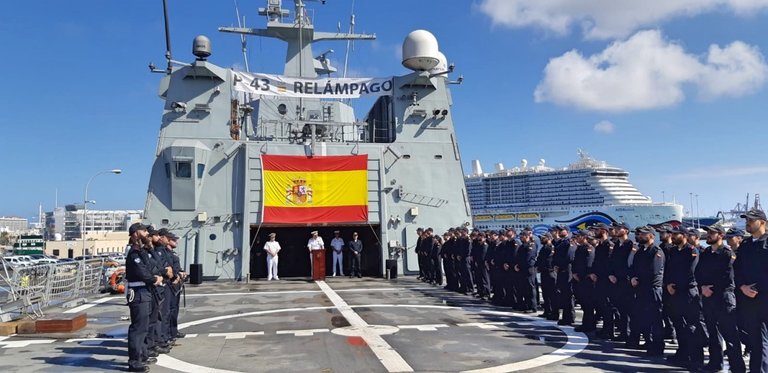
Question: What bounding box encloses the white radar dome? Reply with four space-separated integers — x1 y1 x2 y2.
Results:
402 30 440 71
428 51 448 76
193 35 212 59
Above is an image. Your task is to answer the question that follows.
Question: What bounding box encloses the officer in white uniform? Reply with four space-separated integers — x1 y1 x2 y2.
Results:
264 233 281 280
307 231 325 277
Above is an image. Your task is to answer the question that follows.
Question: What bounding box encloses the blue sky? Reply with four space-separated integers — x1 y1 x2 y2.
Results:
1 0 767 222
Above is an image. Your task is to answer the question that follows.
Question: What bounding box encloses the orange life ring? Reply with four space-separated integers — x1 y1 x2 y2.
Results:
109 268 126 294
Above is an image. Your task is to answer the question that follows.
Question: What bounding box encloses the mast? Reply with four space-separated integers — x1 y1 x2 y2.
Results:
218 0 375 78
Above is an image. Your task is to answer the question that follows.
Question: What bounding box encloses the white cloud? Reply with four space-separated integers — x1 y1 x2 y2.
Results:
478 0 768 39
593 120 615 133
533 30 768 112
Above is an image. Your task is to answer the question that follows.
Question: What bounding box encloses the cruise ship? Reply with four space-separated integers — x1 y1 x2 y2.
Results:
465 150 683 234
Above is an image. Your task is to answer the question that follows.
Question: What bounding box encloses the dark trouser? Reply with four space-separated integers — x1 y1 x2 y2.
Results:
540 271 557 317
169 286 180 338
596 281 616 336
502 270 516 306
667 289 708 366
515 271 537 311
473 261 490 297
418 253 425 279
555 270 574 323
490 266 502 301
633 286 665 353
128 287 152 367
574 280 596 330
146 292 159 349
459 257 474 293
423 254 434 281
453 257 463 291
350 252 361 276
736 293 753 355
744 299 768 373
443 257 456 290
702 296 745 372
431 256 443 285
609 280 633 338
662 291 675 339
161 283 173 342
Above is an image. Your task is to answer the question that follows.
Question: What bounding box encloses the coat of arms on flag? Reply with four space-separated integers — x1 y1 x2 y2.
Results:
261 155 368 223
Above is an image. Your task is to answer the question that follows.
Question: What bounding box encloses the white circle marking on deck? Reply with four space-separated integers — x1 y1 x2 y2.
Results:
161 292 587 373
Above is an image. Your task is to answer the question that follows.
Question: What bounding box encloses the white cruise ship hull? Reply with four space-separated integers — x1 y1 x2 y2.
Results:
472 204 683 234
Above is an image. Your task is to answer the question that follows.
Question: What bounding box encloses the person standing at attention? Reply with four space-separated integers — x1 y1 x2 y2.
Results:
264 233 281 281
330 231 345 277
349 232 363 278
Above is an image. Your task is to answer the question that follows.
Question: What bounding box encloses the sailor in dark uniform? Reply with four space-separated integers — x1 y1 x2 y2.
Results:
607 222 633 341
514 229 538 312
734 208 768 372
500 228 518 306
452 227 465 292
657 224 677 343
415 228 425 280
491 230 508 304
536 233 557 320
456 227 474 294
696 225 745 372
442 230 457 291
572 230 596 332
420 228 436 284
726 227 750 357
149 228 175 350
589 223 616 339
664 226 708 370
429 229 443 285
144 227 171 357
155 229 177 346
472 232 491 299
125 223 161 372
485 231 499 301
164 231 186 341
553 225 575 325
627 225 665 355
348 232 363 278
687 227 705 250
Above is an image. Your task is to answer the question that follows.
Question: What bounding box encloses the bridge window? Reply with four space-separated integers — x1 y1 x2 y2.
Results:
175 161 192 178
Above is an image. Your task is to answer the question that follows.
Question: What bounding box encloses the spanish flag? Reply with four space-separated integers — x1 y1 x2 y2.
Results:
261 155 368 224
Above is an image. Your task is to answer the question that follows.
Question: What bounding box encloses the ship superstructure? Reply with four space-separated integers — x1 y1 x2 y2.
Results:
466 150 683 233
142 0 470 280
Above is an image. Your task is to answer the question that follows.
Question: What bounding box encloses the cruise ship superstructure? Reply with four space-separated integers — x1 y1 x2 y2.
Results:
465 150 683 234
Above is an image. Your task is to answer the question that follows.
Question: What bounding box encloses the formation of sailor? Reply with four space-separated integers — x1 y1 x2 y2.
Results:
124 223 186 372
415 207 768 372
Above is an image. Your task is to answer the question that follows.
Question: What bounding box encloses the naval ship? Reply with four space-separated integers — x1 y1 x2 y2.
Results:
142 0 470 280
465 150 684 234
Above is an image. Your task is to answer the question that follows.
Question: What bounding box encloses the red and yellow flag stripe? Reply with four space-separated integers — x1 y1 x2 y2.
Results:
261 155 368 223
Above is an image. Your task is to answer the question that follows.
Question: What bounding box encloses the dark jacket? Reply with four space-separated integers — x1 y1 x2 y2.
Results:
629 244 664 288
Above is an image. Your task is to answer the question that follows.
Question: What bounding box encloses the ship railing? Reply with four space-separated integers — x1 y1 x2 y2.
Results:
0 258 106 322
251 119 371 143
